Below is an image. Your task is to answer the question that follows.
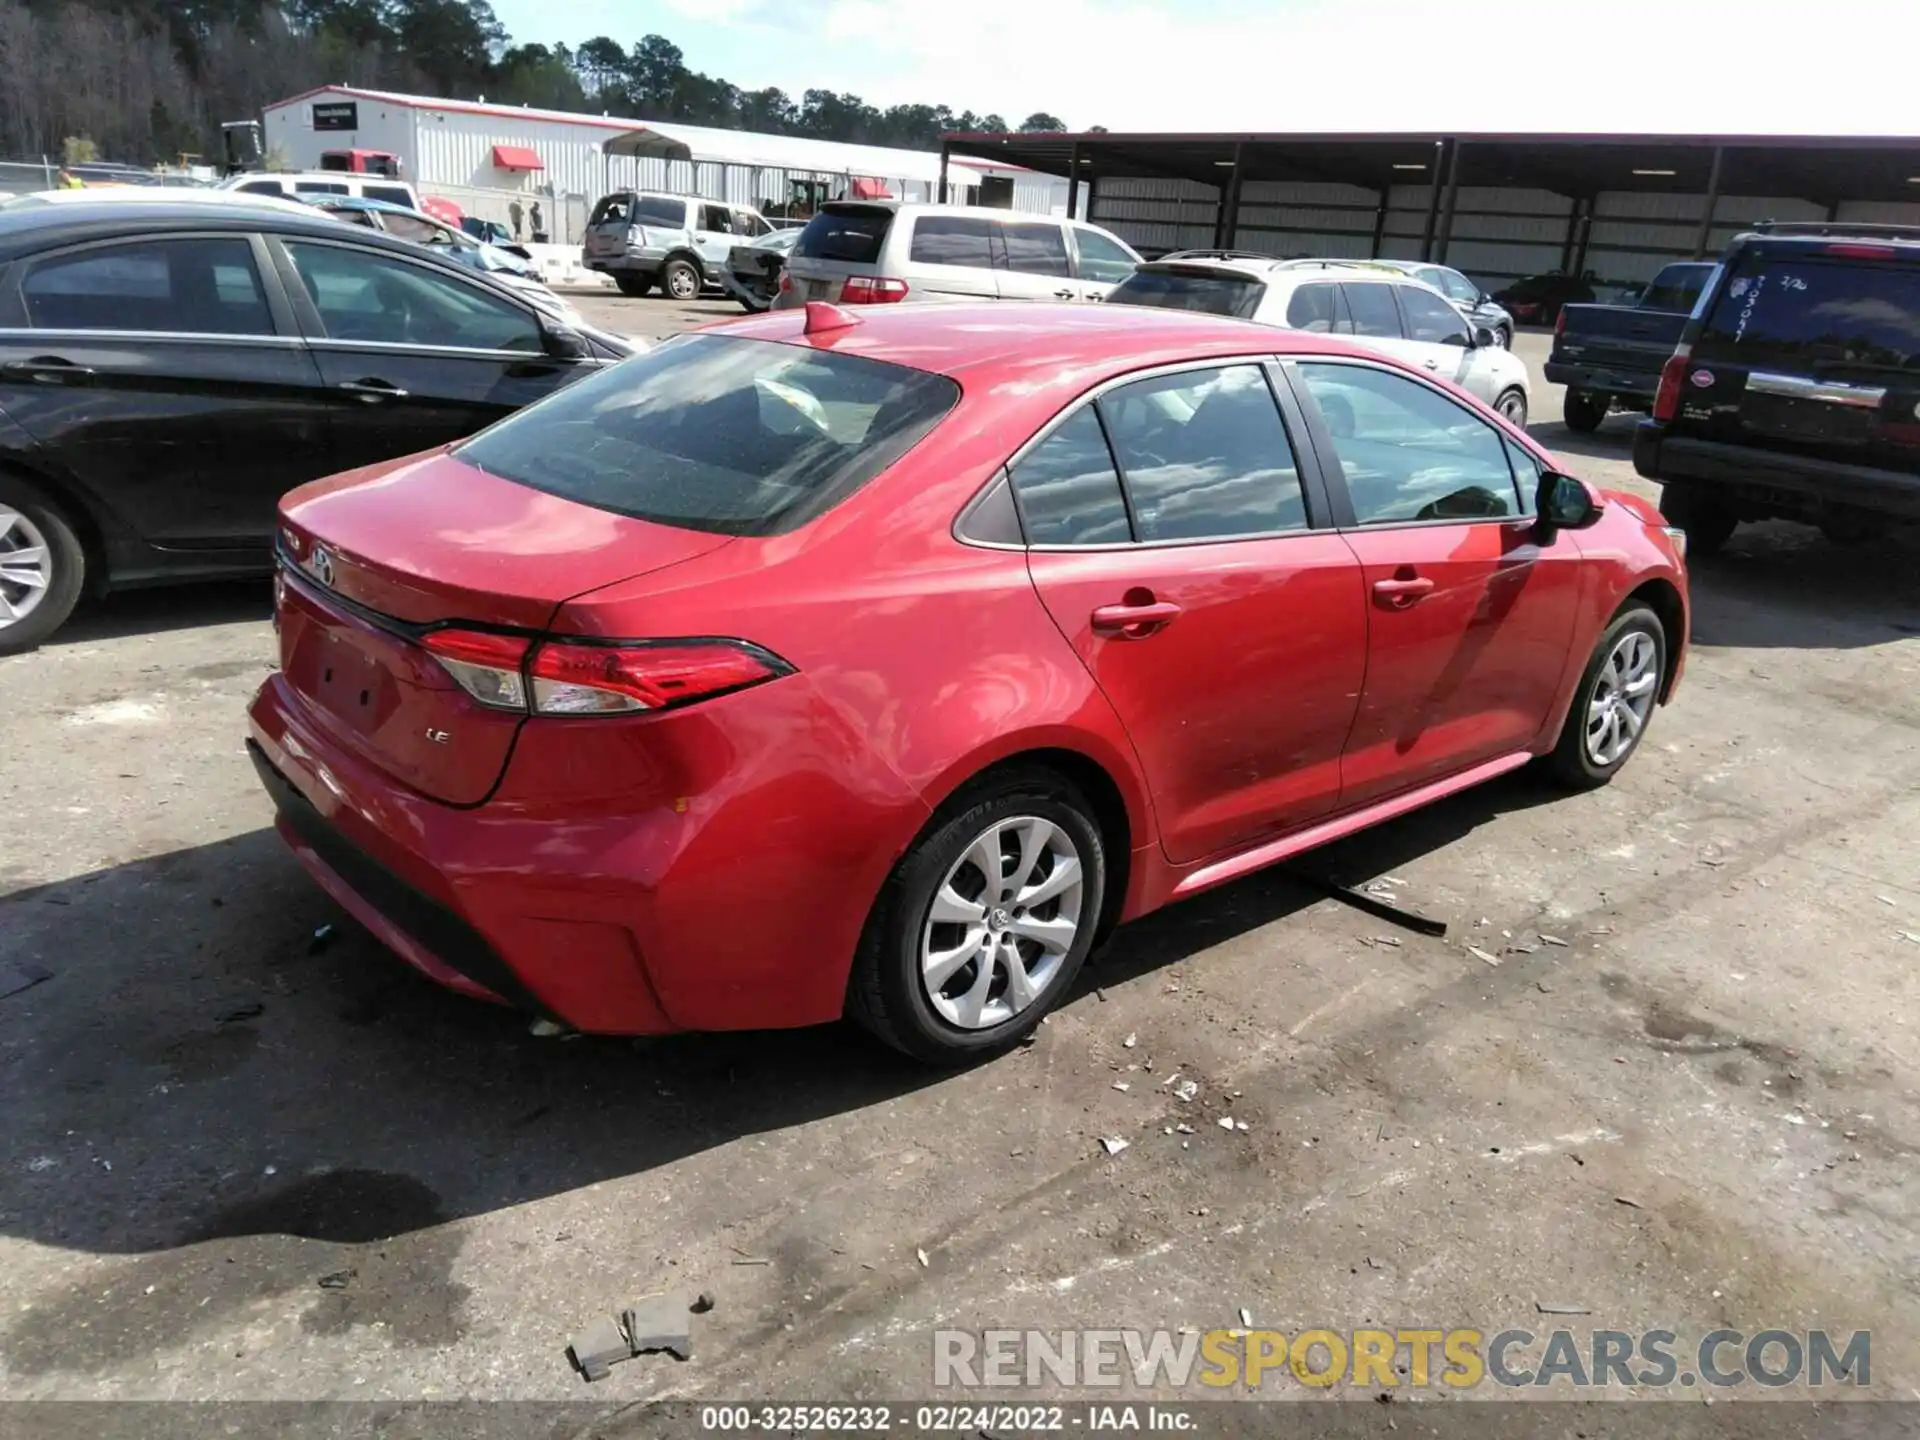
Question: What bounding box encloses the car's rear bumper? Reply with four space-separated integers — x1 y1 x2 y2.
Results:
247 665 923 1036
1634 423 1920 520
1544 362 1659 398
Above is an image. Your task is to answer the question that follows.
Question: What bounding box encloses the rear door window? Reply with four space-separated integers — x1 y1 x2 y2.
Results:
795 206 893 264
364 185 413 208
1698 254 1920 369
1009 407 1132 545
457 334 959 536
1341 283 1402 338
908 216 997 269
294 181 350 196
1108 268 1265 319
22 237 275 336
1099 365 1309 541
1286 281 1347 333
1001 222 1071 277
632 196 688 227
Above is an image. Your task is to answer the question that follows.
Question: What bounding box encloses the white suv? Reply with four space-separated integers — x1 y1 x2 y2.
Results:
775 202 1141 309
582 191 773 299
1109 256 1532 425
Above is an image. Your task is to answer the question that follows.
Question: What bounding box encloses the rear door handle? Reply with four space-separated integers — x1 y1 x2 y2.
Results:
1372 576 1436 607
1423 358 1441 370
1091 600 1182 636
1 356 95 385
337 378 409 403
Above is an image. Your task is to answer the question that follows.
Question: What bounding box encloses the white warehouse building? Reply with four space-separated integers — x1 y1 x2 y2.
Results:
262 85 1070 242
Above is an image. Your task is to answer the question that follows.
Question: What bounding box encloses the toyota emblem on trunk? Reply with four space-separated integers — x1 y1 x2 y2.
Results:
308 546 335 588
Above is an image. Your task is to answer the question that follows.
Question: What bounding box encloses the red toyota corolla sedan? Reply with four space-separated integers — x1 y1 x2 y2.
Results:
248 301 1687 1063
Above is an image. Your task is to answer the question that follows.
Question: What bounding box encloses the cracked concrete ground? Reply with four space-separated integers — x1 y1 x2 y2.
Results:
2 316 1918 1419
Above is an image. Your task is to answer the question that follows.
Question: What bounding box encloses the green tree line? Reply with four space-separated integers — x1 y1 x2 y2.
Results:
0 0 1076 165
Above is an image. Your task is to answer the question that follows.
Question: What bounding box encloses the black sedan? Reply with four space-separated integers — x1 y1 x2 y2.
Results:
0 200 634 652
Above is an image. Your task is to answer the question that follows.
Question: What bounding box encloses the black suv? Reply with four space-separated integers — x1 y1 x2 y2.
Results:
1635 221 1920 553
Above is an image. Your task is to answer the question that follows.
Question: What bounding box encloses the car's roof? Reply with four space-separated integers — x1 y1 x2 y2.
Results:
1134 255 1405 285
717 300 1381 384
218 171 411 187
0 199 451 263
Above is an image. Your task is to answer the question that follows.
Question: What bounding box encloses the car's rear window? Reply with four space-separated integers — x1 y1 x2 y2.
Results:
795 206 893 264
1699 252 1920 367
455 335 960 537
1108 267 1265 319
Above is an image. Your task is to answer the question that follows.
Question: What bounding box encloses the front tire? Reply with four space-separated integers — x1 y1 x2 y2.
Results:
1493 324 1512 349
1659 484 1737 556
0 476 85 655
847 769 1107 1065
1494 386 1528 428
662 258 701 301
1545 604 1666 790
1562 386 1609 433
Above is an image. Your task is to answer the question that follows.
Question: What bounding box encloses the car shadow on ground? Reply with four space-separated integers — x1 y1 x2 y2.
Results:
0 767 1565 1269
49 581 271 647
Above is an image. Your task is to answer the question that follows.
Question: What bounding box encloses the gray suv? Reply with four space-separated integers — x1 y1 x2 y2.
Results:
583 191 773 299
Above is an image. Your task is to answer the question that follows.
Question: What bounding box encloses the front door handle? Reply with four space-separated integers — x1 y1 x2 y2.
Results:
1091 599 1182 637
338 378 409 403
1 356 95 385
1372 576 1436 608
1052 287 1077 300
1423 358 1441 370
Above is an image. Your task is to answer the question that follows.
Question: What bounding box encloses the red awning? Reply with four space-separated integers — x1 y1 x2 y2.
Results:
491 144 543 171
850 176 893 199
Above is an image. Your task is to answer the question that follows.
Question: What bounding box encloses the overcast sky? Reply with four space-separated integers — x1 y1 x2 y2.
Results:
483 0 1915 136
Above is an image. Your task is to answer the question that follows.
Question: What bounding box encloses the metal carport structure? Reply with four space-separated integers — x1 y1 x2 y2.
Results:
938 129 1920 288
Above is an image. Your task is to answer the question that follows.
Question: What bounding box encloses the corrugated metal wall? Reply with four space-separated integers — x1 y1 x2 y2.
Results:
1085 174 1920 293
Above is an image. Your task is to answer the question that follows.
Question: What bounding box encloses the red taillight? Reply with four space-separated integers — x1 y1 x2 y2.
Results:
1553 307 1568 341
1652 343 1692 422
1826 243 1897 259
422 629 532 711
778 271 792 292
422 629 789 716
840 276 909 305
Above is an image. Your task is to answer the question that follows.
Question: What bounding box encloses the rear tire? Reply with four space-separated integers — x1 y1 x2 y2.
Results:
613 274 652 298
662 258 701 301
1659 484 1738 556
1562 387 1608 433
1545 604 1667 791
0 475 86 655
847 768 1107 1066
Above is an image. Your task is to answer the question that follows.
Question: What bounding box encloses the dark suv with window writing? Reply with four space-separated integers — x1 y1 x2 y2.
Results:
1635 221 1920 552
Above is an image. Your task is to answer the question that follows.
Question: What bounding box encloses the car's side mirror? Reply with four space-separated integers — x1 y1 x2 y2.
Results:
542 322 589 360
1535 471 1605 539
1470 324 1496 348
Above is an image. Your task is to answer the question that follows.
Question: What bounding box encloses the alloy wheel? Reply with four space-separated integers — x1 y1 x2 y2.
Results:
668 266 698 299
920 815 1085 1030
0 503 52 630
1497 389 1528 425
1586 629 1658 766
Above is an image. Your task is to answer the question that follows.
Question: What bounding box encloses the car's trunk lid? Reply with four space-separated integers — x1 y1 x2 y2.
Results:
275 450 731 805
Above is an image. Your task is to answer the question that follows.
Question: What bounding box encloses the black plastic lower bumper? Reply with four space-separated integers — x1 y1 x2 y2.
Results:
249 740 556 1018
